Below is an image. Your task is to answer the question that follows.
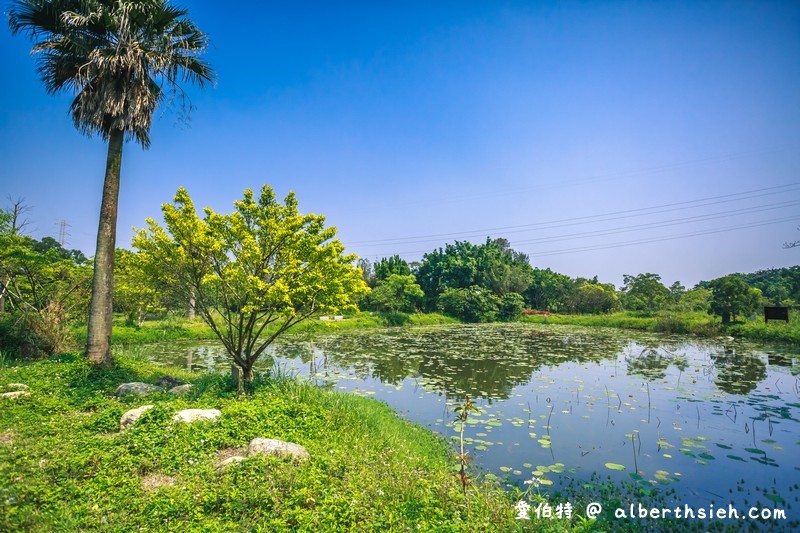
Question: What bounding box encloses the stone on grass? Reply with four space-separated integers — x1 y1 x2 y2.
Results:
0 391 30 399
115 382 161 397
168 384 193 395
246 438 310 461
155 376 183 389
216 455 246 470
5 383 29 391
141 474 176 491
120 405 154 429
172 408 221 423
0 430 13 445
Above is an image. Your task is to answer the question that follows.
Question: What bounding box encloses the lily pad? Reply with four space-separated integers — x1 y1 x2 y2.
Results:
765 493 785 504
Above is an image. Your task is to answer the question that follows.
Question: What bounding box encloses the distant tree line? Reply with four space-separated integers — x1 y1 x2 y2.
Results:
3 195 798 359
357 238 800 324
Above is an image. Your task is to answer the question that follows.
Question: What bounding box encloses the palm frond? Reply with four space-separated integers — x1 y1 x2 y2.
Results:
9 0 215 148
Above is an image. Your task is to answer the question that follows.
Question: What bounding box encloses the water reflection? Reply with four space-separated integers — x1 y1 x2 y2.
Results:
711 347 768 395
625 347 672 380
280 326 631 400
145 324 800 527
149 325 792 402
767 352 800 375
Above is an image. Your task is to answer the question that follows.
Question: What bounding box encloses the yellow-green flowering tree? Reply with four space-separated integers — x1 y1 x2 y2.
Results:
113 249 162 327
133 186 368 382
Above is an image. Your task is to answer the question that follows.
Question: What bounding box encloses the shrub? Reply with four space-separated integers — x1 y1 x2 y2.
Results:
438 286 500 323
379 311 412 326
497 293 524 321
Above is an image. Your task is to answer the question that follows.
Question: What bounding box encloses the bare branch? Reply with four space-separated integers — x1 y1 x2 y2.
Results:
6 196 33 235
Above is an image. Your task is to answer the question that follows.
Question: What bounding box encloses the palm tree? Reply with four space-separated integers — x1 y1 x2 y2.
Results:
9 0 215 366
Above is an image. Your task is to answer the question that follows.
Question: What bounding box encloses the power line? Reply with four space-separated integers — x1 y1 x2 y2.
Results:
511 199 800 246
347 144 796 216
525 215 800 258
345 182 800 248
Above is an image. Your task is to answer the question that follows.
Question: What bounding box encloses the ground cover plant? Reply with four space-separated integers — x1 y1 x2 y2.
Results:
519 311 800 345
0 352 576 531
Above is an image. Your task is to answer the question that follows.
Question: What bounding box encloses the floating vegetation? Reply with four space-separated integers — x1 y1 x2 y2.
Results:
145 323 800 518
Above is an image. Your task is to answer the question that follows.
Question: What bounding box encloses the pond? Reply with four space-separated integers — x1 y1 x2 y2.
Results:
142 323 800 525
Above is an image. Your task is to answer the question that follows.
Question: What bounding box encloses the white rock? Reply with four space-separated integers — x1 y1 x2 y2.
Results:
120 405 154 428
115 382 161 397
172 409 221 423
246 438 310 461
5 383 29 391
0 391 30 399
168 384 193 395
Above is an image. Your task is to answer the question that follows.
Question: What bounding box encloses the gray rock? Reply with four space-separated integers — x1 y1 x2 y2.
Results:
246 438 310 461
216 455 245 470
155 376 183 389
5 383 29 391
115 382 161 397
173 408 221 423
0 391 30 399
168 384 193 395
120 405 154 428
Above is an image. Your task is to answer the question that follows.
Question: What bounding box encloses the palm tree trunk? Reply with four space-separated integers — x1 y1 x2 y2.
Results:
86 129 124 366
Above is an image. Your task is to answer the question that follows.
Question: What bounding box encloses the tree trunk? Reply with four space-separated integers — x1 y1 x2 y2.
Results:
86 130 124 367
188 290 196 321
0 275 7 315
231 362 255 391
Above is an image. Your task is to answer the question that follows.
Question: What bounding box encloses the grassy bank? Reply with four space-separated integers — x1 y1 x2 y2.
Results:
520 311 800 345
0 353 568 532
69 312 458 347
63 309 799 356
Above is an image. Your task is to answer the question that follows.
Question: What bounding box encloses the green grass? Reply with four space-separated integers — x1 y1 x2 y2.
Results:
69 312 457 348
727 315 800 344
0 353 578 532
72 316 216 345
64 308 798 355
520 310 800 345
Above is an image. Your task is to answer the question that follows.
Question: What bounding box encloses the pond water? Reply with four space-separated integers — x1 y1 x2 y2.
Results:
142 323 800 525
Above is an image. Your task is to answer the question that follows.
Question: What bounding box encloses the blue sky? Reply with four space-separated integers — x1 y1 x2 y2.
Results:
2 1 799 287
